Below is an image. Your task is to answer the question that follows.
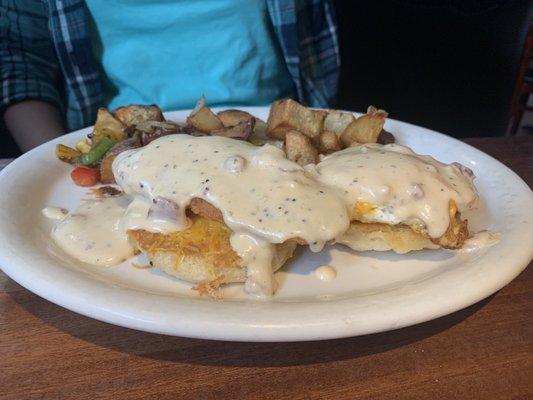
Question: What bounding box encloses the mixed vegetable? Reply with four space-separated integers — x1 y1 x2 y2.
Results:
56 104 179 186
56 98 395 187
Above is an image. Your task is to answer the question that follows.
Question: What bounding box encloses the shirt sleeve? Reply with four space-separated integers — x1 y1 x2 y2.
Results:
266 0 340 108
0 0 63 114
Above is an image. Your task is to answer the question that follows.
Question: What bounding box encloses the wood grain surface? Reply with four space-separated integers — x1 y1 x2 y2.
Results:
0 137 531 400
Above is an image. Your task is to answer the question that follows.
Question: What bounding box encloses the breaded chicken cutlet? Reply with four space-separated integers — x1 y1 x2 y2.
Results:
128 199 296 288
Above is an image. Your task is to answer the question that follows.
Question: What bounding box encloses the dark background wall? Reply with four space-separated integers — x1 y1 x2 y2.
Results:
335 0 533 137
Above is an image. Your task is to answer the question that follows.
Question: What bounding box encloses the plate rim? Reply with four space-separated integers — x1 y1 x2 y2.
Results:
0 106 531 342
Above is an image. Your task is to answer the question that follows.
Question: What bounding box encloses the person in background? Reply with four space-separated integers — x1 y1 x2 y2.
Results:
0 0 339 152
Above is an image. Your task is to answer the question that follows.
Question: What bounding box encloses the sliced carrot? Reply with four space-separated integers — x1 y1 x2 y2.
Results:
70 166 100 187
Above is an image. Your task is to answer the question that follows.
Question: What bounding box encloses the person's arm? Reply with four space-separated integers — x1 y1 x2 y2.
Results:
0 0 65 151
4 101 65 151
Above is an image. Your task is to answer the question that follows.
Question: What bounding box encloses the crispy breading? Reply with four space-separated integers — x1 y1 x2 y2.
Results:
348 200 469 250
127 214 297 285
429 201 469 249
338 221 439 254
187 199 314 247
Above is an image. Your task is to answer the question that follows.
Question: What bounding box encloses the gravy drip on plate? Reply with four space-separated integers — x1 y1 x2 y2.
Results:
51 197 134 266
459 231 500 252
113 134 350 296
314 265 337 282
313 144 478 238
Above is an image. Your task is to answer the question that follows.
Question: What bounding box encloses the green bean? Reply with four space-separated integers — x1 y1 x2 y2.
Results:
81 136 117 166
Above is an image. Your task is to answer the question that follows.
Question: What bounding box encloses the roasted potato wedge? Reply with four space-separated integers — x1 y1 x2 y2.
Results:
135 120 180 145
252 117 267 138
211 120 254 140
324 111 355 135
92 108 127 143
377 129 395 144
100 135 142 184
248 118 283 148
113 104 164 128
217 109 255 128
189 197 223 222
318 130 342 154
267 98 326 141
340 106 388 147
186 97 224 133
285 130 318 166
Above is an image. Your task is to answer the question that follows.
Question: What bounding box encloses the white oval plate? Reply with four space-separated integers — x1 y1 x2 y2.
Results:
0 107 531 342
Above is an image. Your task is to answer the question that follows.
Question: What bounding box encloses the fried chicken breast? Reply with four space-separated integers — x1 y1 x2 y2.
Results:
128 212 296 286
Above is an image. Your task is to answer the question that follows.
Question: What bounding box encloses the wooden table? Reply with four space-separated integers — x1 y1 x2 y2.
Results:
1 137 531 400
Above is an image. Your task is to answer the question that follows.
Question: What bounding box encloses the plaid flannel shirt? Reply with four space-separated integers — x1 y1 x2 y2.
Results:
1 0 340 130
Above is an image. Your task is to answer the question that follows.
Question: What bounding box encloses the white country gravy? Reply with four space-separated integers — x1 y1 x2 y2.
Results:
312 144 478 238
314 265 337 282
46 134 480 297
51 197 134 266
459 231 500 252
114 135 349 244
113 135 350 296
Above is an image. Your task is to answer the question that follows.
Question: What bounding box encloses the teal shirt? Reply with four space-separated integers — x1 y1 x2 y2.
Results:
85 0 295 111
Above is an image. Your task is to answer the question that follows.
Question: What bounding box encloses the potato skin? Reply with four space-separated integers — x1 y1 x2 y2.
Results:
217 109 255 127
318 130 342 154
284 130 318 166
267 98 326 141
189 198 224 222
377 129 395 144
324 111 355 135
340 106 387 147
113 104 164 128
92 108 127 143
186 106 224 133
211 120 254 140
